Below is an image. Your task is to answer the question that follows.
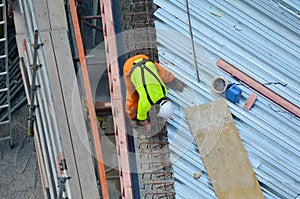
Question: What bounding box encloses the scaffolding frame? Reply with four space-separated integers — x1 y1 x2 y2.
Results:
0 0 13 147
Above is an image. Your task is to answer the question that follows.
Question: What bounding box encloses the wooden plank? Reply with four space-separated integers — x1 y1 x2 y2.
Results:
184 100 264 199
217 59 300 118
50 29 99 199
46 0 68 30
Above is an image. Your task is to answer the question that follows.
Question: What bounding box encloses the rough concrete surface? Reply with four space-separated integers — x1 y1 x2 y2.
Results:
0 105 43 199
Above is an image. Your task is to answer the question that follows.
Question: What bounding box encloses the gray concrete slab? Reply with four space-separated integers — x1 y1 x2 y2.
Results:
32 0 50 31
40 31 83 198
46 0 68 30
50 29 99 199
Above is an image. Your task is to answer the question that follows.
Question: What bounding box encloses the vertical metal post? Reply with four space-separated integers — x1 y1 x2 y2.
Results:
27 30 38 136
4 0 12 147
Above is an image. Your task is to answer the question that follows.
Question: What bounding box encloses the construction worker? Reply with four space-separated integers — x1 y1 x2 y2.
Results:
123 54 183 133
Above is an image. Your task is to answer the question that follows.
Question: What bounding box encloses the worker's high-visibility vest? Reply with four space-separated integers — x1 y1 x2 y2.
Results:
130 59 168 120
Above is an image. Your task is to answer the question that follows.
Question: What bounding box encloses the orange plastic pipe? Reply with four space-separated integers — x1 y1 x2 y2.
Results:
217 59 300 117
68 0 109 198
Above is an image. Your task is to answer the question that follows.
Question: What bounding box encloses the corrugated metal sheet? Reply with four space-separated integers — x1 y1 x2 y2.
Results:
153 0 300 198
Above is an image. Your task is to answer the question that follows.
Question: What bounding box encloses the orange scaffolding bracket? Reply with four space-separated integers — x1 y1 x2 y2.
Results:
217 59 300 118
68 0 109 198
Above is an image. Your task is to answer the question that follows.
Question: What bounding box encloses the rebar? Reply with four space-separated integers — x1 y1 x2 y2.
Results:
185 0 200 82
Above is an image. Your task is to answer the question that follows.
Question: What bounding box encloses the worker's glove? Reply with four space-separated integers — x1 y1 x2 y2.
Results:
167 77 184 92
144 123 152 133
146 112 151 123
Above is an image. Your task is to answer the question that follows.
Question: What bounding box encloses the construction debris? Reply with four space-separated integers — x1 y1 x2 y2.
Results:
244 93 258 110
211 76 228 94
217 59 300 117
225 84 242 104
193 171 202 179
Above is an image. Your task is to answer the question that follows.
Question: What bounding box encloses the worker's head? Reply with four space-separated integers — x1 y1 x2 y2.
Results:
157 100 174 119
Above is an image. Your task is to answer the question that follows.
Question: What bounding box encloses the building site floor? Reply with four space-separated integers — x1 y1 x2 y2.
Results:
1 0 173 197
0 105 43 198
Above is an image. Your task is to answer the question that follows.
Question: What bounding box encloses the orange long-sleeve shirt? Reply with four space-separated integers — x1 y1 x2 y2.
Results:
123 54 174 120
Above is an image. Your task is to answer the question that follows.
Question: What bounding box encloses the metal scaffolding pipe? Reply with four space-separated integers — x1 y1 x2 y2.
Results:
21 36 58 195
25 2 72 196
1 0 12 146
20 57 49 198
33 124 50 199
18 0 71 196
22 38 59 189
27 30 38 136
35 105 56 199
20 37 56 197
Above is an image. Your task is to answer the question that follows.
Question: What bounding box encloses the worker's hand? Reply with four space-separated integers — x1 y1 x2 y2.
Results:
144 123 151 133
139 120 151 133
174 78 184 92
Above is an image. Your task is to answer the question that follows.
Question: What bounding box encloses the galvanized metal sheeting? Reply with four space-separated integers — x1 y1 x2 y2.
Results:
153 0 300 198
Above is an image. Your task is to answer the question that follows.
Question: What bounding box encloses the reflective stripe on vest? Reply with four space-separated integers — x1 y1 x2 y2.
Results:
130 60 166 105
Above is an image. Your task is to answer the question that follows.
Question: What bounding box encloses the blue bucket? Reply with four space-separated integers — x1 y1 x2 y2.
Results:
226 84 242 103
